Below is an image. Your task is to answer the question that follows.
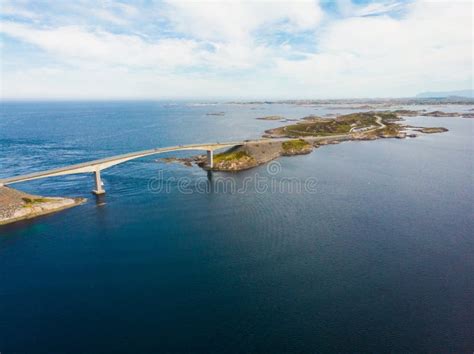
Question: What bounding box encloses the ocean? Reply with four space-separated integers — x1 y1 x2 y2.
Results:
1 101 473 352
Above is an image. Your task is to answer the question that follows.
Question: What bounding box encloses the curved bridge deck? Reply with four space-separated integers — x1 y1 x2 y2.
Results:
0 135 346 194
0 141 252 194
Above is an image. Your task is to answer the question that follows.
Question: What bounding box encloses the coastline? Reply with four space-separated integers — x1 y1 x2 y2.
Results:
0 186 86 226
164 111 450 172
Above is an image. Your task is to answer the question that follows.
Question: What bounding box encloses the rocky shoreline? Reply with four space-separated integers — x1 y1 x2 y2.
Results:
162 110 453 172
0 186 86 226
159 139 314 172
387 109 474 118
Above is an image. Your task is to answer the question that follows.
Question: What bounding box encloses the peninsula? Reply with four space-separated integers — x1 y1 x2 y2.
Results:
0 186 86 226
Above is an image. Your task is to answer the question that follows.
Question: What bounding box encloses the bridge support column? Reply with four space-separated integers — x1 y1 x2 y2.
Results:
207 150 213 169
92 168 105 195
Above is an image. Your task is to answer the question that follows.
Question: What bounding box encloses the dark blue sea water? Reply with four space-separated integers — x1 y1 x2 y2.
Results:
1 101 473 353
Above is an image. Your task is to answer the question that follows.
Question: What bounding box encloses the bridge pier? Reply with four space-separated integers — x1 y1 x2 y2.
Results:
92 168 105 195
207 150 214 169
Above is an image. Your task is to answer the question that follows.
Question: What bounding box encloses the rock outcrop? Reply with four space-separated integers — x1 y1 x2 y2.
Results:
0 186 86 226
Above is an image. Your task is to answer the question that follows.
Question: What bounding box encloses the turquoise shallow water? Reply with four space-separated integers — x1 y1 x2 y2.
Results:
0 102 473 353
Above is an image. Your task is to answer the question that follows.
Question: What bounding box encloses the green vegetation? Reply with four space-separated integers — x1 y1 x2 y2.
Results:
301 115 321 121
213 150 252 163
21 197 57 208
210 149 258 171
338 112 377 124
282 139 311 152
22 197 49 204
268 111 400 138
373 111 399 121
283 120 352 136
363 122 402 138
380 125 401 135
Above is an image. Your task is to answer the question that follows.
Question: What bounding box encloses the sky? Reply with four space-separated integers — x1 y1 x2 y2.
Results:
0 0 472 100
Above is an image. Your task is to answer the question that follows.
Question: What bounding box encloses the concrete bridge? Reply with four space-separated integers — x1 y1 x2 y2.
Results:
0 141 245 195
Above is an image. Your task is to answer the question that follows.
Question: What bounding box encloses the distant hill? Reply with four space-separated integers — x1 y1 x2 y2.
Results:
416 90 474 98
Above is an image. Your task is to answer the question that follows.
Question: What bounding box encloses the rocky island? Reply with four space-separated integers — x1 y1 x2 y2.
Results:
383 109 473 118
263 111 406 139
413 127 449 134
256 115 284 120
164 110 451 172
193 139 312 171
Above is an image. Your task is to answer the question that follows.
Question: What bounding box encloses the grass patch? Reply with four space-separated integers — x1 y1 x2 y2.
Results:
266 111 401 138
380 124 401 135
213 150 252 163
282 139 311 151
22 197 50 204
22 197 54 208
283 120 352 137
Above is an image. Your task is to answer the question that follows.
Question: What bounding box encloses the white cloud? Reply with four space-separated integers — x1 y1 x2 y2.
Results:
75 1 140 25
0 1 39 19
155 0 324 70
336 0 404 18
0 21 201 69
163 0 323 42
113 2 139 17
0 0 472 99
0 18 273 71
276 0 473 97
92 9 130 25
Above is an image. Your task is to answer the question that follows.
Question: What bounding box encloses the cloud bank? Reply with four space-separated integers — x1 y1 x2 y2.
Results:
0 0 472 99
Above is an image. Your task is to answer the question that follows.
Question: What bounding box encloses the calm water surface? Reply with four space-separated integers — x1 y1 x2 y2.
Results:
0 102 473 353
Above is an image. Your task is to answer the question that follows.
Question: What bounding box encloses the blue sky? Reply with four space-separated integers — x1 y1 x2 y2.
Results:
0 0 472 99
